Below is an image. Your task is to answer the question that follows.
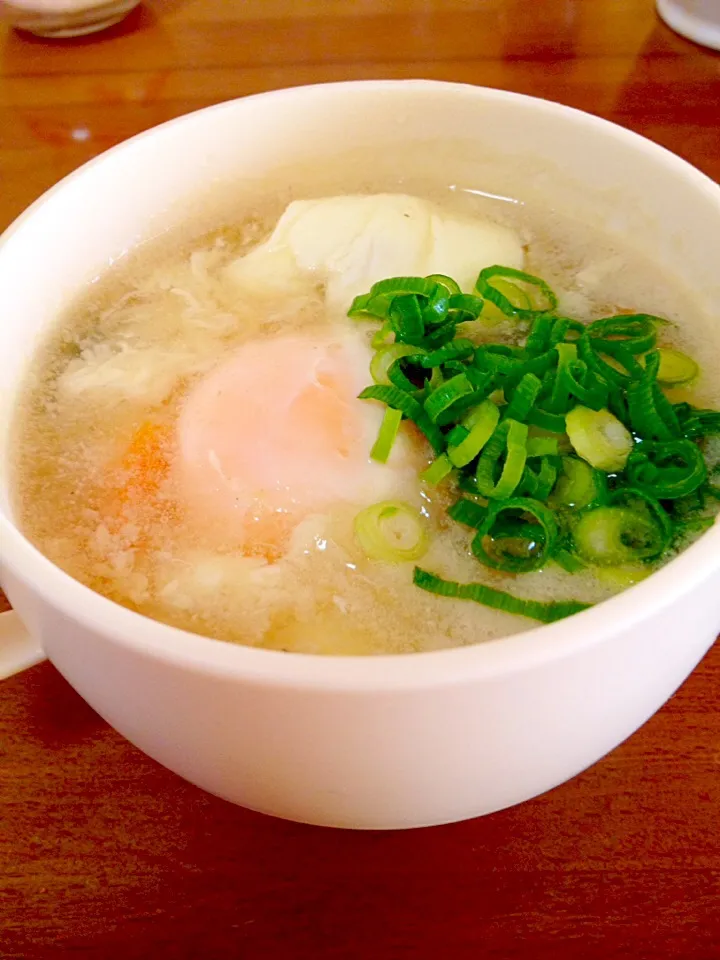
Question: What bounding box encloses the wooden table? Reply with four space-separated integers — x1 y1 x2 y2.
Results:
1 1 719 956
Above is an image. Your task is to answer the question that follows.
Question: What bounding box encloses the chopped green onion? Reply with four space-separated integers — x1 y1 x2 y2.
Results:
549 317 585 344
656 349 699 387
627 373 681 442
526 437 559 458
587 314 660 354
370 343 426 385
425 273 461 296
626 438 707 499
608 487 674 556
526 406 566 433
519 456 558 500
572 505 666 566
354 501 429 562
359 384 444 453
413 568 590 624
471 496 559 573
370 276 438 298
565 406 633 472
476 419 529 499
348 292 374 319
553 548 587 573
370 407 403 463
524 314 554 356
370 323 393 348
349 263 718 618
447 497 488 529
420 454 454 485
420 339 475 368
607 384 631 428
424 373 476 423
423 317 458 347
490 278 532 310
447 400 500 467
678 407 720 439
447 293 485 321
446 424 469 447
475 265 558 318
423 287 450 326
547 343 608 413
349 292 395 320
387 294 425 345
550 456 604 509
349 292 393 321
501 349 558 392
578 333 644 385
503 372 543 422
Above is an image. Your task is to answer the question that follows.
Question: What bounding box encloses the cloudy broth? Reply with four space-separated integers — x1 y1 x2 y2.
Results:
11 173 720 655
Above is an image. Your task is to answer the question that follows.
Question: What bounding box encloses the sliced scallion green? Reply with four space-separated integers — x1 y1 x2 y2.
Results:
565 406 633 472
370 276 438 298
448 293 485 321
447 400 500 468
447 497 488 529
572 506 665 566
348 262 718 618
526 406 566 433
550 456 603 510
420 339 475 368
471 496 558 573
420 454 454 485
370 324 393 349
425 273 461 296
354 501 428 562
370 407 403 464
370 343 426 385
387 294 425 345
358 384 444 453
503 372 543 422
424 373 476 424
413 568 591 624
626 438 707 499
476 419 529 500
587 314 660 354
526 437 559 458
475 266 557 318
657 347 700 387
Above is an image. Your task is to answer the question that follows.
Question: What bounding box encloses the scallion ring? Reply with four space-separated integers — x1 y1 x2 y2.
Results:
572 505 666 566
475 266 558 318
370 343 426 385
471 496 559 573
550 456 604 510
625 438 707 499
354 501 429 563
565 406 633 472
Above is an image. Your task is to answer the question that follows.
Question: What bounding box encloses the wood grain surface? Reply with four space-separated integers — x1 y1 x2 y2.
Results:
1 1 719 957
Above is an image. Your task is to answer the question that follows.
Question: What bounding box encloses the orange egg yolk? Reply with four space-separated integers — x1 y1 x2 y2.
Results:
175 331 420 558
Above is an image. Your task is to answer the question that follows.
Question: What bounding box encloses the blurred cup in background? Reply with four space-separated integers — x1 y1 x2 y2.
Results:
0 0 141 37
657 0 720 50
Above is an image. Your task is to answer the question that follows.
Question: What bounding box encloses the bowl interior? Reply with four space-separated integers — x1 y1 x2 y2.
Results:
1 80 719 681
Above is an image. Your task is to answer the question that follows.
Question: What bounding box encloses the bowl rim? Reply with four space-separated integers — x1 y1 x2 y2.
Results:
1 78 719 691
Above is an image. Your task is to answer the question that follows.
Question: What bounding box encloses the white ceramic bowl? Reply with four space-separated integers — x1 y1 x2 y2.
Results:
1 81 719 830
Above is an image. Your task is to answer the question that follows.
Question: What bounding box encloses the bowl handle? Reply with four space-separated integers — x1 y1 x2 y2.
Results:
0 610 46 679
